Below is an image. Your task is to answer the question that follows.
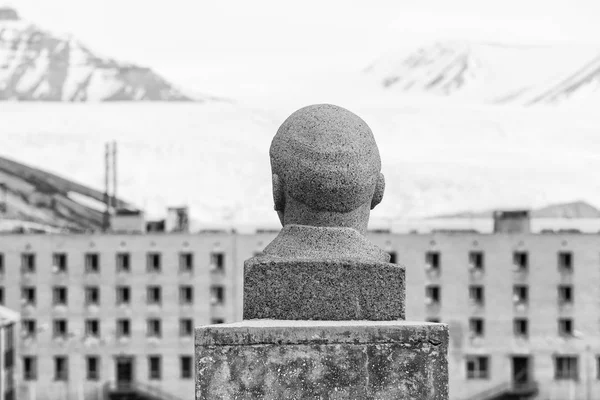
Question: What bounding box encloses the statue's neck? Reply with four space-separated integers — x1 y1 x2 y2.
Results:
280 197 371 235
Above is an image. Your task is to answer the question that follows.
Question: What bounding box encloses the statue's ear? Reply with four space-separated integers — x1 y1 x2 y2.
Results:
272 174 285 212
371 173 385 210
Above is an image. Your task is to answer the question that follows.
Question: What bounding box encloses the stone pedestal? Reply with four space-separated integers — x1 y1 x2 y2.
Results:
244 258 406 320
195 320 448 399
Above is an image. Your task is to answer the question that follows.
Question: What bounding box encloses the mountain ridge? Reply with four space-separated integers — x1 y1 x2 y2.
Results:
366 40 600 106
0 7 196 101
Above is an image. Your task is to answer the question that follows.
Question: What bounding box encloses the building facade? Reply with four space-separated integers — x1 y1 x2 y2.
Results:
0 228 599 399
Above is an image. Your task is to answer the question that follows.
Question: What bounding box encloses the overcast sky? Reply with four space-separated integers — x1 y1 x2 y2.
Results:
11 0 600 103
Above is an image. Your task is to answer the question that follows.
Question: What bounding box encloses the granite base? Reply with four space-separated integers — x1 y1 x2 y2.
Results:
195 320 448 400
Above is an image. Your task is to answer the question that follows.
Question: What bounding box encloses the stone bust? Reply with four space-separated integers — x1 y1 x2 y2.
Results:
261 104 389 263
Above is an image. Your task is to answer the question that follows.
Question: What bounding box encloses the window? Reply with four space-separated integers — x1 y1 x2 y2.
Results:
180 356 193 379
86 356 100 381
147 319 162 338
425 251 441 271
558 285 573 305
597 356 600 380
23 356 37 381
85 253 100 273
85 319 100 338
22 286 36 306
0 253 4 274
52 253 67 273
179 285 193 305
116 253 130 273
513 318 529 338
211 318 225 325
22 319 36 338
469 318 484 337
54 356 68 381
210 286 225 305
0 287 4 305
558 318 574 337
513 251 528 271
179 253 193 273
513 285 529 305
85 286 100 306
52 286 68 306
388 251 397 264
147 252 161 272
425 285 440 305
558 252 573 272
555 356 578 380
21 253 35 273
147 286 161 305
469 285 485 306
466 356 489 379
53 319 68 338
179 318 193 337
468 251 484 271
116 319 131 338
210 252 225 272
148 356 161 380
116 286 131 305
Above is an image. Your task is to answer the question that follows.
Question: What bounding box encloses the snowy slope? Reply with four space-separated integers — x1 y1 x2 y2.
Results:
366 41 600 106
3 102 600 230
0 7 193 101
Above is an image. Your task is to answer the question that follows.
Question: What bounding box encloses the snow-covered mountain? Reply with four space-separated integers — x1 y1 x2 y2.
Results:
365 41 600 106
0 7 193 101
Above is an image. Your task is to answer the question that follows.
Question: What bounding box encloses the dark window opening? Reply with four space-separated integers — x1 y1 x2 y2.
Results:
469 251 484 270
210 252 225 272
147 253 161 272
85 253 100 273
555 356 578 380
469 285 485 306
52 253 67 273
179 253 193 272
513 251 528 270
116 253 131 273
86 356 100 381
425 251 441 271
466 356 489 379
148 356 161 380
54 356 68 381
426 285 441 305
180 356 192 379
179 319 193 337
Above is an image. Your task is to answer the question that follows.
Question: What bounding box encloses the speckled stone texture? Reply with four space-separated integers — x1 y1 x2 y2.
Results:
244 257 405 320
195 320 449 400
271 104 383 214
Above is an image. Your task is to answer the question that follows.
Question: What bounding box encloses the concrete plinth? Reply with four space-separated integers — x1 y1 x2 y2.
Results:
195 320 448 400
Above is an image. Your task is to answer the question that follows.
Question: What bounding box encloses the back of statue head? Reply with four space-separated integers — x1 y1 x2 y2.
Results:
270 104 385 230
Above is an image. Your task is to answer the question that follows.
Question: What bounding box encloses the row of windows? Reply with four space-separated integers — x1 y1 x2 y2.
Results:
2 251 226 274
22 355 194 381
424 284 575 307
388 251 575 272
5 249 578 274
460 317 577 338
18 285 226 307
466 355 600 381
21 317 224 339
